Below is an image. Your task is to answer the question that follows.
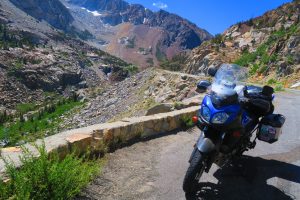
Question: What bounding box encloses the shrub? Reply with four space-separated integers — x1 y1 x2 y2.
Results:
269 54 278 62
275 83 284 92
78 52 93 67
181 116 194 128
234 51 257 67
160 53 188 71
212 34 224 45
29 59 42 65
123 65 138 75
267 78 277 85
174 102 184 110
287 55 294 65
16 103 37 114
258 65 268 74
261 54 270 65
249 64 260 75
0 110 9 125
0 144 100 200
245 18 254 26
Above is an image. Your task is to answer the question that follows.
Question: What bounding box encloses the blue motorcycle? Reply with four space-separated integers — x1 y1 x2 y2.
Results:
183 64 285 193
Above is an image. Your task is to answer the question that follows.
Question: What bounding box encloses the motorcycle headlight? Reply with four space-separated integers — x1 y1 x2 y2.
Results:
212 112 229 124
201 106 211 122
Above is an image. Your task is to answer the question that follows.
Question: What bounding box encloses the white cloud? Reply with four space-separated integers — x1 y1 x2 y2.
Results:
152 2 168 9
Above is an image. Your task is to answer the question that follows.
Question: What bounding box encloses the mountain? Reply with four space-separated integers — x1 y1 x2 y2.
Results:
185 0 300 88
68 0 129 13
63 0 213 67
9 0 74 31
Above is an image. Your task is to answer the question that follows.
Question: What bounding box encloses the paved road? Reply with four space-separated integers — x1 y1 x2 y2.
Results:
77 90 300 200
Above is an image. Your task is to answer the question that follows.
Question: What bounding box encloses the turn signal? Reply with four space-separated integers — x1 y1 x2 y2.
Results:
192 116 198 124
232 131 241 138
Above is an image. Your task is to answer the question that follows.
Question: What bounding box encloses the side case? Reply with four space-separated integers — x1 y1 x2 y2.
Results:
257 114 285 143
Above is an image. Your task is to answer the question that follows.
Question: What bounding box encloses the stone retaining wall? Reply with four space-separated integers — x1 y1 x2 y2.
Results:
0 106 199 176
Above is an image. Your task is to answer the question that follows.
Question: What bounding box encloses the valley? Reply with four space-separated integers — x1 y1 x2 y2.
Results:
0 0 299 147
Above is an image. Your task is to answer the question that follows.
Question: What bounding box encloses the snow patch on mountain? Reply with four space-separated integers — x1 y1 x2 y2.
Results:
81 7 102 16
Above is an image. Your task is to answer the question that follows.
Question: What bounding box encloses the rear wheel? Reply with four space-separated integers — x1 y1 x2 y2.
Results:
183 149 205 193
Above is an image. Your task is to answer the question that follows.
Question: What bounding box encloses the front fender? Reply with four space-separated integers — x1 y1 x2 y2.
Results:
194 130 223 172
197 137 216 153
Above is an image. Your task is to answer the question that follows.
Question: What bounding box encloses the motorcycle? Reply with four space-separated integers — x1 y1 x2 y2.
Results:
183 64 286 193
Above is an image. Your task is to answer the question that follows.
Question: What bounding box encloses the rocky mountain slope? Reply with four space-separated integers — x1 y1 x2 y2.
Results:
62 0 212 67
0 0 135 110
185 0 300 88
61 68 203 129
9 0 74 31
7 0 96 40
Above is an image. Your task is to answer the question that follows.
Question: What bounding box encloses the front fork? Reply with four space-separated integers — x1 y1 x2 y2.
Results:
189 130 223 172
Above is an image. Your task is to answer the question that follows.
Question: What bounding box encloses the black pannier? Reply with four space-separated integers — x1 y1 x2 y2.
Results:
258 114 286 143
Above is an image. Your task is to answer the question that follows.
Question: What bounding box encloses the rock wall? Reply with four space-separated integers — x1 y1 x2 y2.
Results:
0 106 199 177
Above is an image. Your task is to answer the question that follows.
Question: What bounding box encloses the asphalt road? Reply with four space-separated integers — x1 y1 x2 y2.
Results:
77 90 300 200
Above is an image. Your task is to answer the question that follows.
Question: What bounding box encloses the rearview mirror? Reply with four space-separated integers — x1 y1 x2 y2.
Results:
197 80 211 93
208 67 217 77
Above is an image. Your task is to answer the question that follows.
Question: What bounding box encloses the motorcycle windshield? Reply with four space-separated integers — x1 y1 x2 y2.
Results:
211 64 248 99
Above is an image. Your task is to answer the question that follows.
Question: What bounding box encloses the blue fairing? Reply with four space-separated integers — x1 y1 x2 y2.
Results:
241 111 251 126
241 110 258 132
200 95 241 125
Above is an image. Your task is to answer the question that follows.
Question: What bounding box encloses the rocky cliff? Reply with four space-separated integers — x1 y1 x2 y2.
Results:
185 0 300 88
9 0 74 31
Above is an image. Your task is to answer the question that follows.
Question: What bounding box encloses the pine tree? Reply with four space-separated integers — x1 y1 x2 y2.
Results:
19 113 25 123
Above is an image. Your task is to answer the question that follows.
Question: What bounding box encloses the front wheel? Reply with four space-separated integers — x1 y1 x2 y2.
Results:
183 149 205 193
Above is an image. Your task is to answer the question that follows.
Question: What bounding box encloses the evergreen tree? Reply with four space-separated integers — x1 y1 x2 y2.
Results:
19 113 25 123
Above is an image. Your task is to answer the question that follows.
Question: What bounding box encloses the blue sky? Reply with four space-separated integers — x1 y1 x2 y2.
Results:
126 0 293 35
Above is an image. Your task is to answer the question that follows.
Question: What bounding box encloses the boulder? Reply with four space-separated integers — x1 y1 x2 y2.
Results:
159 76 167 83
291 82 300 89
146 103 173 116
181 74 188 80
176 82 189 90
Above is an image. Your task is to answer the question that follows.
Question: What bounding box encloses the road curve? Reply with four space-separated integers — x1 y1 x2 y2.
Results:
76 91 300 200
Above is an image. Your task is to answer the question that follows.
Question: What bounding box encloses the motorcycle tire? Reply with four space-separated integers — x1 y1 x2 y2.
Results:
183 149 205 193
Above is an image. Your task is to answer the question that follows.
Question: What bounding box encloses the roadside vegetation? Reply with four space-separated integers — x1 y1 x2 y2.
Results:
181 115 194 128
234 24 298 73
0 144 102 200
234 23 299 89
0 94 84 147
